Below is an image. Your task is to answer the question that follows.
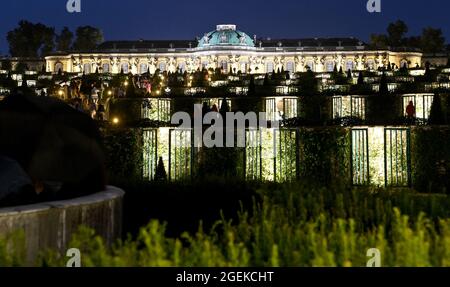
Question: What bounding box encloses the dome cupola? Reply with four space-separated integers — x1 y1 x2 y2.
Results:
197 25 255 48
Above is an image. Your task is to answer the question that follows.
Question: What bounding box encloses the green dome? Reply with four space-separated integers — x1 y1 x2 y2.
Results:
198 25 255 48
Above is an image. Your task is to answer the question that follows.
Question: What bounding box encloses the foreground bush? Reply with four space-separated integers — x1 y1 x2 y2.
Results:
32 184 450 267
1 184 449 267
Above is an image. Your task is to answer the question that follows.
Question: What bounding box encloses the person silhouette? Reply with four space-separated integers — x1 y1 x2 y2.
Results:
406 101 416 119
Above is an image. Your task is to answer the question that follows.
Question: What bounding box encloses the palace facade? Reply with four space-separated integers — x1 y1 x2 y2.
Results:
45 25 422 75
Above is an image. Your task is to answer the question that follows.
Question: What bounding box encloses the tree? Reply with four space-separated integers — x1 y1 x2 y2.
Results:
15 62 28 73
154 157 167 181
72 26 104 51
379 72 389 95
428 94 445 125
248 75 256 96
263 73 270 86
370 34 389 48
357 72 364 86
347 69 352 81
219 98 230 116
7 20 55 57
125 75 136 97
56 27 74 51
387 20 408 46
420 27 445 53
1 59 12 71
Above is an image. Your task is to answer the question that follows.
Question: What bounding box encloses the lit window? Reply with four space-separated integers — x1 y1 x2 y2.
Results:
83 63 91 74
54 63 63 73
140 63 148 74
286 62 295 74
178 62 186 73
102 63 110 73
240 62 248 73
326 61 334 72
346 61 354 71
220 61 228 72
121 63 129 73
159 62 166 72
266 62 274 74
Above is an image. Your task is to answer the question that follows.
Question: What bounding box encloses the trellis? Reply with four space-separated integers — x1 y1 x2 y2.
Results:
142 129 158 180
351 129 369 185
169 128 193 181
384 128 411 187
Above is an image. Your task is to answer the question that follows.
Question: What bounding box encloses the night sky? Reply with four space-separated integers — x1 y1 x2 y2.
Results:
0 0 448 54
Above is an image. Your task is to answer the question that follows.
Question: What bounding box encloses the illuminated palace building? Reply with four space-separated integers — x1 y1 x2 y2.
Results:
45 24 422 75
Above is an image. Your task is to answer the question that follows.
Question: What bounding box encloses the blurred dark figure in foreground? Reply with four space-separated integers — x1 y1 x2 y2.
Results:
0 92 106 207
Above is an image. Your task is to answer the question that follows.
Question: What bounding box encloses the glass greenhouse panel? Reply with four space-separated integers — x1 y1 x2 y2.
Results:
143 129 158 180
158 99 172 122
421 95 434 120
351 97 366 119
402 94 434 120
283 98 298 119
141 99 159 120
384 128 411 187
332 96 343 119
169 129 193 181
367 127 386 186
402 95 416 117
274 129 297 182
261 128 275 181
245 129 262 180
351 129 369 185
265 98 277 122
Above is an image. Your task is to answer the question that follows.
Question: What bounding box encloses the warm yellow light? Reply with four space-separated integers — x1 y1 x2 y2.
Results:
112 117 120 124
108 90 112 96
156 90 161 95
189 76 193 80
124 81 129 86
58 90 63 96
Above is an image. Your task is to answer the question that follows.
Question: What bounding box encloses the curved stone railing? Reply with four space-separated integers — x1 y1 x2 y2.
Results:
0 186 125 266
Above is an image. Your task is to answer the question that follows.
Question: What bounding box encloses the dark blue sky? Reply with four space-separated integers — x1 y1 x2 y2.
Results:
0 0 448 54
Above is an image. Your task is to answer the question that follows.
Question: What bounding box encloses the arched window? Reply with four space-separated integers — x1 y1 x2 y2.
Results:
346 60 354 71
305 61 315 72
400 59 409 69
121 63 129 74
83 63 91 74
326 61 335 72
140 63 148 74
54 62 63 73
266 62 274 74
159 62 166 72
240 62 248 73
178 62 186 73
220 61 228 72
202 61 209 70
286 61 295 74
102 63 110 73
